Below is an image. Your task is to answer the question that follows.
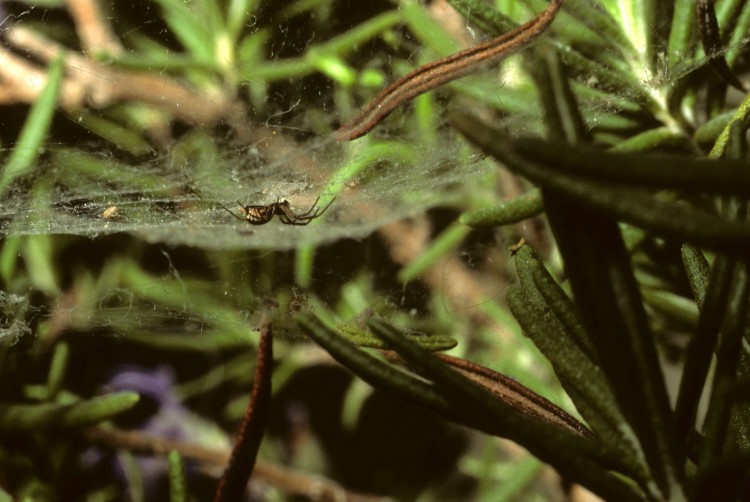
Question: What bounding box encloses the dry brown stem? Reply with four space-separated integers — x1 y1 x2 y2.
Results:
2 26 241 126
83 425 392 502
64 0 123 56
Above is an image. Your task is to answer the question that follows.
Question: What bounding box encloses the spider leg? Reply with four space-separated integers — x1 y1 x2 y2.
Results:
297 221 312 226
296 197 322 218
314 197 335 217
277 213 303 225
288 217 313 226
276 213 290 224
297 196 335 220
304 197 335 220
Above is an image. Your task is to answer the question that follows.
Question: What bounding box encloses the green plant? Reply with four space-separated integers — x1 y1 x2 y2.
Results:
1 0 749 500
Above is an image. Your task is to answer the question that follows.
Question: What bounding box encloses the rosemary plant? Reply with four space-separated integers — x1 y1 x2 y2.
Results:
0 0 749 500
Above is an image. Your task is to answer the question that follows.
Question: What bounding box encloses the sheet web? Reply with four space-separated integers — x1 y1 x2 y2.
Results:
0 0 516 347
0 120 500 345
1 0 744 349
0 0 734 250
0 130 495 250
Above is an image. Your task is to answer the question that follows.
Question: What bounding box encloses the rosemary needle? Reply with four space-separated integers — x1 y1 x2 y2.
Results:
335 0 565 141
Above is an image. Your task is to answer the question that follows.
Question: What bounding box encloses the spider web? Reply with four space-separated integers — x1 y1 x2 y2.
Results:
0 131 495 250
0 0 517 352
0 0 740 250
0 0 745 350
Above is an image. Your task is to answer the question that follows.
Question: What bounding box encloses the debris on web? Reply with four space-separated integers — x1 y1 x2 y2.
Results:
0 291 32 345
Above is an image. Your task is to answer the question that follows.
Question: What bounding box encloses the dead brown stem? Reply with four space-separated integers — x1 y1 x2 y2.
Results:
0 26 244 128
82 426 392 502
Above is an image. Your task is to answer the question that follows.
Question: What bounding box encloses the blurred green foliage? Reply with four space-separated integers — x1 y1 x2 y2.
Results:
1 0 750 500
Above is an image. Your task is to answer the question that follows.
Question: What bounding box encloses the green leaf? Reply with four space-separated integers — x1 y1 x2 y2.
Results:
511 138 750 195
514 246 595 360
460 190 543 228
337 321 457 351
542 193 683 497
453 113 750 251
681 245 711 308
0 392 140 430
45 342 69 401
296 314 461 419
505 285 641 469
531 44 588 144
365 317 645 501
168 450 188 502
398 223 470 282
667 0 698 71
0 56 64 198
700 263 750 465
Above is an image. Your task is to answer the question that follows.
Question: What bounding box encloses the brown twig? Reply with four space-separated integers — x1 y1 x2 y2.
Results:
82 426 391 501
335 0 565 140
213 308 275 502
0 26 245 128
64 0 123 56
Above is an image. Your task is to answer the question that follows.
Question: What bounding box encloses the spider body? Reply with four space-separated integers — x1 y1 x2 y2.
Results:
225 197 333 226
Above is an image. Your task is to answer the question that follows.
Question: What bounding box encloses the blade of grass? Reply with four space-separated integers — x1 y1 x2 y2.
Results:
398 223 470 282
153 0 220 63
0 56 64 198
445 0 516 35
45 342 69 401
725 0 750 66
226 0 260 42
240 11 403 83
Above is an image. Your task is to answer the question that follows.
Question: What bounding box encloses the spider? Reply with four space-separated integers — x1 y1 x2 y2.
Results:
224 196 334 226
